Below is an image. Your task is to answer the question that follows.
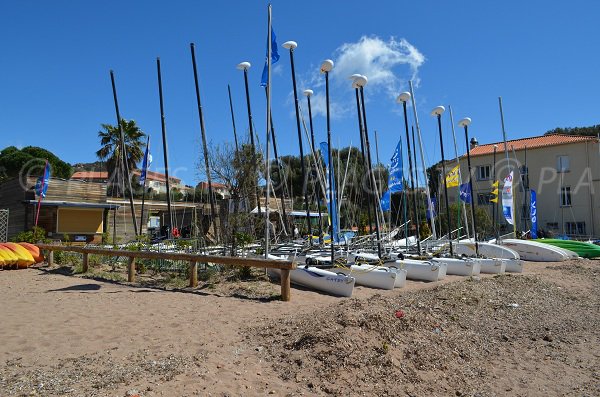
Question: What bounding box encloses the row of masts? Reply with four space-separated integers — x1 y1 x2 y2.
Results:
107 4 519 261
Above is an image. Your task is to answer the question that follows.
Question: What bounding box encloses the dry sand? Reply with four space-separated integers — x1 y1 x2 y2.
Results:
0 260 599 396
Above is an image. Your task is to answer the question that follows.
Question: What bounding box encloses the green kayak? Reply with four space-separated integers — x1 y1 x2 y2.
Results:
534 239 600 259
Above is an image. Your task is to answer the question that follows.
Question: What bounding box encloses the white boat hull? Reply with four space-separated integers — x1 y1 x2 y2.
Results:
432 257 481 276
456 241 520 260
502 259 524 273
336 264 403 290
389 259 442 282
477 258 506 274
500 239 569 262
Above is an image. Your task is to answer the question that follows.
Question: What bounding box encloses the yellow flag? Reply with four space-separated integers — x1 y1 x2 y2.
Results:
445 165 460 187
490 180 499 202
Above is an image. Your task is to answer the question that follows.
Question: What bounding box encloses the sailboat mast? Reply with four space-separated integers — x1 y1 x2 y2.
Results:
227 85 239 152
358 82 382 257
409 81 437 239
264 4 272 257
283 40 312 244
398 92 421 253
156 58 173 237
109 70 138 237
191 43 218 242
460 117 479 255
448 105 470 240
353 86 374 234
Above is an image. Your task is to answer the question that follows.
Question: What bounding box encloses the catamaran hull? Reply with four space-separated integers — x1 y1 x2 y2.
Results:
477 258 506 274
456 241 520 260
432 258 481 276
271 266 355 297
336 264 401 290
389 259 442 282
502 259 524 273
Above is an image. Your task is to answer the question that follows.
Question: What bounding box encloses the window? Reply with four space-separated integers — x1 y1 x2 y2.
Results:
560 186 572 207
557 155 570 173
477 193 493 205
520 165 529 189
546 222 559 230
477 165 491 180
565 222 586 236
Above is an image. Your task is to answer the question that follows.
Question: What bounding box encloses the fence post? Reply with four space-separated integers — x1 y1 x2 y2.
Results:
280 269 291 302
127 257 136 282
82 253 89 273
189 261 198 288
48 250 54 266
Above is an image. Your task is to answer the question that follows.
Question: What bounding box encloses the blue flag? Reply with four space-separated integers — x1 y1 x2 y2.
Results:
35 161 51 198
139 138 152 186
320 141 339 243
426 196 437 220
260 27 280 87
380 190 391 212
388 140 403 192
459 182 472 204
530 189 537 239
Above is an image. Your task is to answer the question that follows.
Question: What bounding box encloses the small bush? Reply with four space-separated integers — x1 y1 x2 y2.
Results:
12 226 48 243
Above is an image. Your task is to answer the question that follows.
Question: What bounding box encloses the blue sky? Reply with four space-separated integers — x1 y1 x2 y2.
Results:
1 0 599 186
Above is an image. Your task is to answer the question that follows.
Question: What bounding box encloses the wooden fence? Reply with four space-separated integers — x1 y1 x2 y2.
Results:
36 243 297 301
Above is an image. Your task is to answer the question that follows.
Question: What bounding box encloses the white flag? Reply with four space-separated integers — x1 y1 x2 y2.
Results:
502 171 514 225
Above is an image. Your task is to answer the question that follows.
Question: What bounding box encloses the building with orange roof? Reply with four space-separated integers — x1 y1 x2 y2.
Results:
442 133 599 238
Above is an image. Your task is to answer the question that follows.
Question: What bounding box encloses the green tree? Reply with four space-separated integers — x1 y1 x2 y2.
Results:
96 119 146 195
0 146 72 183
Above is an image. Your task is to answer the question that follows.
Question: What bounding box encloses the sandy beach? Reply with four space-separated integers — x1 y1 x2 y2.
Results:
0 260 599 396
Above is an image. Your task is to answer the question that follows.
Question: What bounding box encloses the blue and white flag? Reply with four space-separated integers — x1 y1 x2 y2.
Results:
530 189 537 239
459 182 472 204
260 27 280 87
35 161 51 198
388 140 403 193
320 141 339 243
380 190 391 212
426 196 437 220
139 138 152 185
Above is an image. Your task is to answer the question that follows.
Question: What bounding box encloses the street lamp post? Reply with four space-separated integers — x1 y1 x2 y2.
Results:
303 88 324 243
321 59 335 264
397 92 421 254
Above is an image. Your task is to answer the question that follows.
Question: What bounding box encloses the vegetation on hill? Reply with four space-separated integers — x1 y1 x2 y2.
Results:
545 124 600 137
0 146 73 183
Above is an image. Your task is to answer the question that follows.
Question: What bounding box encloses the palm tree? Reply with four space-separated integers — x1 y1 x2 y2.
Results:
96 119 146 196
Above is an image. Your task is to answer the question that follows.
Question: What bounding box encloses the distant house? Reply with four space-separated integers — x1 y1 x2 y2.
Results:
443 133 599 238
197 181 231 199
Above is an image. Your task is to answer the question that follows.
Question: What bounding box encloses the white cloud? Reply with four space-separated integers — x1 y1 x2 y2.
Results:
298 36 425 119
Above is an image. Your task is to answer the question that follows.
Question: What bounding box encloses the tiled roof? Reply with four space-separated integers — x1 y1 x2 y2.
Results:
198 181 228 190
72 170 180 184
71 171 108 179
466 134 598 157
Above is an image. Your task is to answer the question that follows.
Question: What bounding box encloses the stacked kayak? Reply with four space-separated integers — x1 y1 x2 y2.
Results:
0 242 44 269
534 239 600 259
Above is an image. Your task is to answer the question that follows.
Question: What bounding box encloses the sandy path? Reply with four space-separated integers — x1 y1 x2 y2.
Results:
0 260 596 396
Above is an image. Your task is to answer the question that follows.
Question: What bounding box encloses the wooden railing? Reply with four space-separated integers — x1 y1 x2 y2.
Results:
36 243 297 301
